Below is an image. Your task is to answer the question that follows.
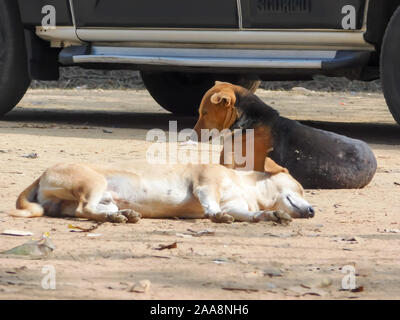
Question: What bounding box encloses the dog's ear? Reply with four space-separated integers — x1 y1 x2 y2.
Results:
210 91 235 107
214 80 231 86
264 157 288 175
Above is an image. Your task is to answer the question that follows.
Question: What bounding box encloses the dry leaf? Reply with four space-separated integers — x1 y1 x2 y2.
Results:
68 223 103 233
175 233 192 239
1 234 54 256
222 287 259 293
288 285 327 297
382 229 400 233
155 242 177 250
2 230 33 237
86 233 102 238
351 286 364 293
187 229 215 237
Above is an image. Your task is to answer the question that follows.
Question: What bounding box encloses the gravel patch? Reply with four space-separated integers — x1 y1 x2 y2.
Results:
30 67 382 93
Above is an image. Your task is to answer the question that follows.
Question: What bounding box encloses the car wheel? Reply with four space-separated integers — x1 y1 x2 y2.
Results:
141 71 260 115
381 6 400 125
0 0 31 116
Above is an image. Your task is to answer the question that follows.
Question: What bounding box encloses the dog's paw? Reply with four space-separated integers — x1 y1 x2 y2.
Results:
273 211 292 224
207 212 235 224
106 213 128 224
255 210 292 224
119 209 141 224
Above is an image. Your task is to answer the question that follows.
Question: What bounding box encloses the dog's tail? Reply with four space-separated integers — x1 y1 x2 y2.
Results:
9 178 44 218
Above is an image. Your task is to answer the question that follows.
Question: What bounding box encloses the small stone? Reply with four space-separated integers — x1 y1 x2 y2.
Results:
128 280 151 293
263 267 284 278
318 278 333 288
22 153 38 159
291 87 314 95
266 282 277 289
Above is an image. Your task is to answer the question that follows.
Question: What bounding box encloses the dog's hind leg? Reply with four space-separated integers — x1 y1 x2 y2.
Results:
62 175 127 223
193 185 234 223
38 163 139 223
75 191 140 223
38 182 125 223
75 188 128 223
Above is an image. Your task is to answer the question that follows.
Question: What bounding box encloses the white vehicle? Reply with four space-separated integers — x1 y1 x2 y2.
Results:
1 0 400 123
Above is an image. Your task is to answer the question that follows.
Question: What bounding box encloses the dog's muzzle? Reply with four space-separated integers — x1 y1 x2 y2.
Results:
286 194 315 219
304 206 315 218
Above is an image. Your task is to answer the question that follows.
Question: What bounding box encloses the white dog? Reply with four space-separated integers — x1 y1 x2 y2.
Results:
9 158 314 224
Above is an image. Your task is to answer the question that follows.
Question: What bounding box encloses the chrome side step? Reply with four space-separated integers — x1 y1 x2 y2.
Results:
59 46 370 70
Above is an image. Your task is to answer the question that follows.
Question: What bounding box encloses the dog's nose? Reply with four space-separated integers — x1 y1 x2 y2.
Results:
307 206 315 218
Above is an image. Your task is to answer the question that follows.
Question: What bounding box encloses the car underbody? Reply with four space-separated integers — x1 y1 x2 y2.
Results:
1 0 400 121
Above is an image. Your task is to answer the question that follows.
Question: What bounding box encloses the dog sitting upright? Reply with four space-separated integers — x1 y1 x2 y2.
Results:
192 81 377 189
9 158 314 223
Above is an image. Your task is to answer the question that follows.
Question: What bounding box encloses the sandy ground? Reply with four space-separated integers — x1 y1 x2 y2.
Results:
0 87 399 300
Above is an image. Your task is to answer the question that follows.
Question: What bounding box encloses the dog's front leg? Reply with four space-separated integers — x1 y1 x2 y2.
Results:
254 211 292 224
193 186 234 223
224 207 292 224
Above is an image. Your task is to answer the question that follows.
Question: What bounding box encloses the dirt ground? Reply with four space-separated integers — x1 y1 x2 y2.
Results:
0 87 399 300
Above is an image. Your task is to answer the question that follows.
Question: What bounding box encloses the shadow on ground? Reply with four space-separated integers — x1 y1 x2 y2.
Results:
2 107 400 145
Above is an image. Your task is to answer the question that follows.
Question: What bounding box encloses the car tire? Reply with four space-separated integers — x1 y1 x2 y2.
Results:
141 71 260 115
381 6 400 125
0 0 31 116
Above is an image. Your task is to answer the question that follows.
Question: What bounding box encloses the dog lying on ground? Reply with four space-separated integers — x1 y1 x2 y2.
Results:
9 158 314 223
192 81 377 189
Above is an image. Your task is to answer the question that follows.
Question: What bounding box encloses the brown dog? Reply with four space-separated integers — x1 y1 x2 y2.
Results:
192 82 377 189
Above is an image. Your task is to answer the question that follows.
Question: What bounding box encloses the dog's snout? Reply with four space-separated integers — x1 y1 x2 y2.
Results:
307 206 315 218
284 194 314 219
